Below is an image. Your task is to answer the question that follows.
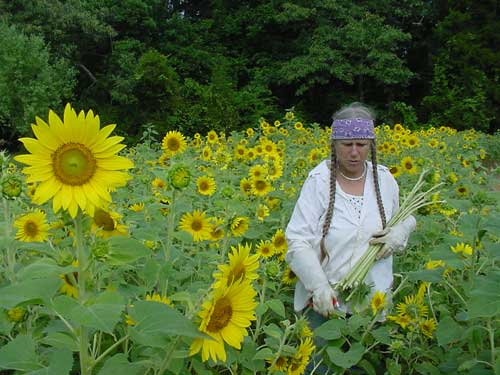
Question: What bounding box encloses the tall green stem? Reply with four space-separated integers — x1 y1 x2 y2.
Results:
164 189 176 261
3 199 16 282
74 213 90 375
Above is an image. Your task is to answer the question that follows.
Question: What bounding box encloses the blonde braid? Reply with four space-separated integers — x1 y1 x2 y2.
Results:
370 140 387 228
320 139 337 262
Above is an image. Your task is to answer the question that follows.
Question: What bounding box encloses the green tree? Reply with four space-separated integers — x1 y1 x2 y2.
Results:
422 0 499 131
0 21 75 147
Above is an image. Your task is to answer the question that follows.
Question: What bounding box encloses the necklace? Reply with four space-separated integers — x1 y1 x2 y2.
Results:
339 162 367 181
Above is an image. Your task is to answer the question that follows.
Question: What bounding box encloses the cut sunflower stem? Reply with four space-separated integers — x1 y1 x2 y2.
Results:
338 170 443 299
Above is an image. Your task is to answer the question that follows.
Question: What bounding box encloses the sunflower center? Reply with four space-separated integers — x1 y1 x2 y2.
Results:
167 138 180 151
274 236 285 248
207 296 233 332
255 180 267 191
404 162 413 170
94 209 115 231
229 263 245 283
191 219 203 231
52 143 96 185
24 220 39 236
200 181 209 191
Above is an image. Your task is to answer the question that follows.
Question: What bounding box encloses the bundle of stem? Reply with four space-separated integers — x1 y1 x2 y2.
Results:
338 170 444 301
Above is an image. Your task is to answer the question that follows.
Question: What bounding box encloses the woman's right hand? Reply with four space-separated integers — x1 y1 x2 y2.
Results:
312 284 339 317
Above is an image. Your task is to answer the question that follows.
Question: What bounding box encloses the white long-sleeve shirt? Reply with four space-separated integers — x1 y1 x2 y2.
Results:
285 159 406 312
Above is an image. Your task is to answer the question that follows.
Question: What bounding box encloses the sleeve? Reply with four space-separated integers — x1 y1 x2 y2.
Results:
285 171 331 292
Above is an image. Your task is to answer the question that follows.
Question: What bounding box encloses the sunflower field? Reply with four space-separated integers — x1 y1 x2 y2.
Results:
0 104 499 375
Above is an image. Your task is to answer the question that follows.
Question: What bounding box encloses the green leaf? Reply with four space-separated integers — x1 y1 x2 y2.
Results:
97 354 144 375
266 299 285 318
107 236 151 265
436 316 463 347
407 269 445 282
25 349 73 375
371 325 392 345
358 359 376 375
326 342 365 369
17 259 71 281
467 271 500 319
263 323 283 339
130 300 206 339
52 292 124 333
253 348 273 361
0 310 13 335
0 277 61 309
386 358 401 375
41 332 79 352
0 335 41 371
314 319 345 340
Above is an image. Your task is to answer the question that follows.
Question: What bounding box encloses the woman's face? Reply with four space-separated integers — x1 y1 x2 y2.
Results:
335 139 370 176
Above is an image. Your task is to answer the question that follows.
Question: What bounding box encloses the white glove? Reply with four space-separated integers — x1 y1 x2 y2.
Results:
369 216 416 260
312 283 339 317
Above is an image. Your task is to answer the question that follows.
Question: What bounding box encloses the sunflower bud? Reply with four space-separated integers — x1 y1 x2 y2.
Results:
168 165 191 189
265 261 280 279
7 306 25 322
1 176 22 198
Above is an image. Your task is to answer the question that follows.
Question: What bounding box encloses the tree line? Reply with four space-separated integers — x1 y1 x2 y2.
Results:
0 0 498 148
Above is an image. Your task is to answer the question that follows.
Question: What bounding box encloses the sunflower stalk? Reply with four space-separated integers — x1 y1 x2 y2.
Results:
74 213 91 375
338 170 444 300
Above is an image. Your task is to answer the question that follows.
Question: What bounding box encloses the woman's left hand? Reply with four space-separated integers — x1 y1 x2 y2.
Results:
369 216 416 259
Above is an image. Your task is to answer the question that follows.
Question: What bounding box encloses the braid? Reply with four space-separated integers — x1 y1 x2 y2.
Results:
370 140 387 228
320 139 337 262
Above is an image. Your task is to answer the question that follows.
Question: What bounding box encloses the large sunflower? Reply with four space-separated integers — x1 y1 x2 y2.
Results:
189 279 257 363
14 210 50 242
287 337 315 375
179 210 212 242
213 243 260 288
15 104 133 217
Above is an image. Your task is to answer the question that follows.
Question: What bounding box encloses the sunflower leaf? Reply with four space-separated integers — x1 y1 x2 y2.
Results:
129 301 207 340
0 335 41 371
0 277 61 309
107 237 151 265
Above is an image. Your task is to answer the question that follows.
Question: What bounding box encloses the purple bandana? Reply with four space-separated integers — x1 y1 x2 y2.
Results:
331 118 375 140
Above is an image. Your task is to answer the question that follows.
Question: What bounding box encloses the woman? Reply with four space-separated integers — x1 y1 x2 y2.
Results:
285 102 416 319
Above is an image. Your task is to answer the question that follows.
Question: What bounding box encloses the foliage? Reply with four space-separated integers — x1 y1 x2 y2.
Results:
0 21 75 147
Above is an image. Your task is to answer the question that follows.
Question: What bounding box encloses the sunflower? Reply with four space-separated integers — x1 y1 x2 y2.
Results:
151 177 167 189
268 355 289 373
370 290 386 315
419 318 437 338
256 204 270 221
251 178 273 197
230 216 249 237
239 177 252 196
255 240 275 258
389 165 402 178
400 156 417 174
287 337 315 375
455 185 469 197
91 208 128 238
196 176 216 196
294 122 304 130
60 261 79 298
7 307 25 322
282 267 297 285
395 294 428 320
189 279 257 362
168 165 191 189
387 313 412 329
201 146 212 161
213 243 260 288
271 229 287 253
451 242 473 256
128 202 144 212
179 210 212 242
145 292 172 306
15 104 133 218
248 164 268 180
233 144 247 160
209 217 225 241
206 130 219 144
14 210 50 242
161 131 186 157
